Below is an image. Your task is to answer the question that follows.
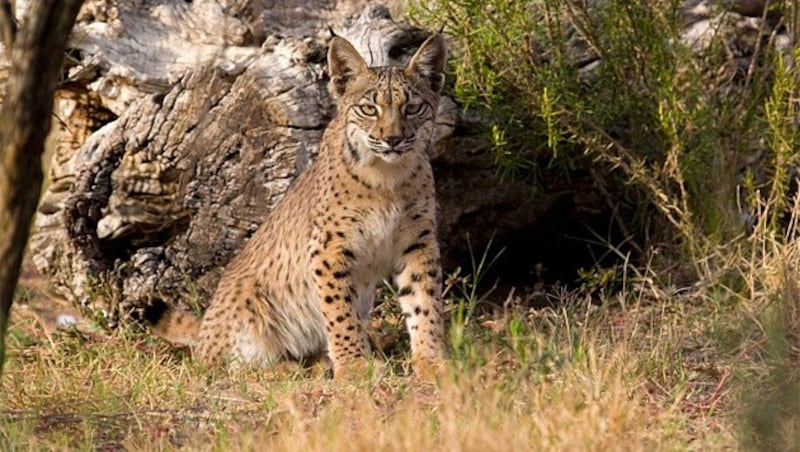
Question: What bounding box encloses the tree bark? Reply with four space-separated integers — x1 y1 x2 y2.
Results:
0 0 83 373
28 1 476 324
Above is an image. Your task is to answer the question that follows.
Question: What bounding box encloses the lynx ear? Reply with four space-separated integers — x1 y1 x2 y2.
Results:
328 37 369 97
405 34 447 94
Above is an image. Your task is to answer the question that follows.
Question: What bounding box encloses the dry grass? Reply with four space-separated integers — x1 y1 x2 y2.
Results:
5 212 799 450
5 226 790 448
1 268 751 451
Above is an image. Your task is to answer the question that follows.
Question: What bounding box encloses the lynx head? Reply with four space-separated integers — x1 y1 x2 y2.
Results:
327 34 446 165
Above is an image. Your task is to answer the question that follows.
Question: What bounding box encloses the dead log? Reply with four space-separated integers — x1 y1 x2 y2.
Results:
26 1 530 324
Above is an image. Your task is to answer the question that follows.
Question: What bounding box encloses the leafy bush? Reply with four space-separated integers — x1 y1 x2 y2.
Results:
410 0 798 276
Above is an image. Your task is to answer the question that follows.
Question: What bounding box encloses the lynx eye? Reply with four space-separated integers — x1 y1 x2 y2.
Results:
404 103 425 115
358 104 378 116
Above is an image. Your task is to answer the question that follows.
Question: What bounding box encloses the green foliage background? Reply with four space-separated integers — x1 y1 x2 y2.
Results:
411 0 799 265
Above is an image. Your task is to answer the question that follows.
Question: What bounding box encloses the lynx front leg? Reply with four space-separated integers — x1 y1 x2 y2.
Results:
394 229 446 377
310 239 371 379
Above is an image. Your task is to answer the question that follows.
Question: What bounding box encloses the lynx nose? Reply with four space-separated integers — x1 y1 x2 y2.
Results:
384 136 403 148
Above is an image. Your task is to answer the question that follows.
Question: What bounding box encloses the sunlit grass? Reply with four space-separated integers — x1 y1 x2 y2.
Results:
1 276 745 451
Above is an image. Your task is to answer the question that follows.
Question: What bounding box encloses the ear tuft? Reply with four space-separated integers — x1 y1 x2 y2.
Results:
328 37 368 97
405 34 447 94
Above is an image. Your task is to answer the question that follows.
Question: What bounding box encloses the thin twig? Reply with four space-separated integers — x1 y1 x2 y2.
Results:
0 0 15 52
588 167 645 258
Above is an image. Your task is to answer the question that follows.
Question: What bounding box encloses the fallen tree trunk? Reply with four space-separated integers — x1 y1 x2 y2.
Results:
27 1 551 324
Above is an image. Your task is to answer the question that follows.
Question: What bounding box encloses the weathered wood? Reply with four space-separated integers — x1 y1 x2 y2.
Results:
0 0 83 373
23 0 794 325
33 37 331 321
29 1 465 323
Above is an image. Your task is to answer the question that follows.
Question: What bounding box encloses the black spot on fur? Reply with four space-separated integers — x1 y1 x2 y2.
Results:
348 168 374 189
403 242 426 255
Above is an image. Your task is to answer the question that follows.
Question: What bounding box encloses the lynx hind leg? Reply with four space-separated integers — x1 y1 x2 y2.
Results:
193 288 278 368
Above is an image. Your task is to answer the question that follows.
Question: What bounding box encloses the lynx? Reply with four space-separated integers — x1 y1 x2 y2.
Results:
155 34 448 379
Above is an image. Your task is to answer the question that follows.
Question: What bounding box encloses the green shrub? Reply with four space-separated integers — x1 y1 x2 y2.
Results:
410 0 797 279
